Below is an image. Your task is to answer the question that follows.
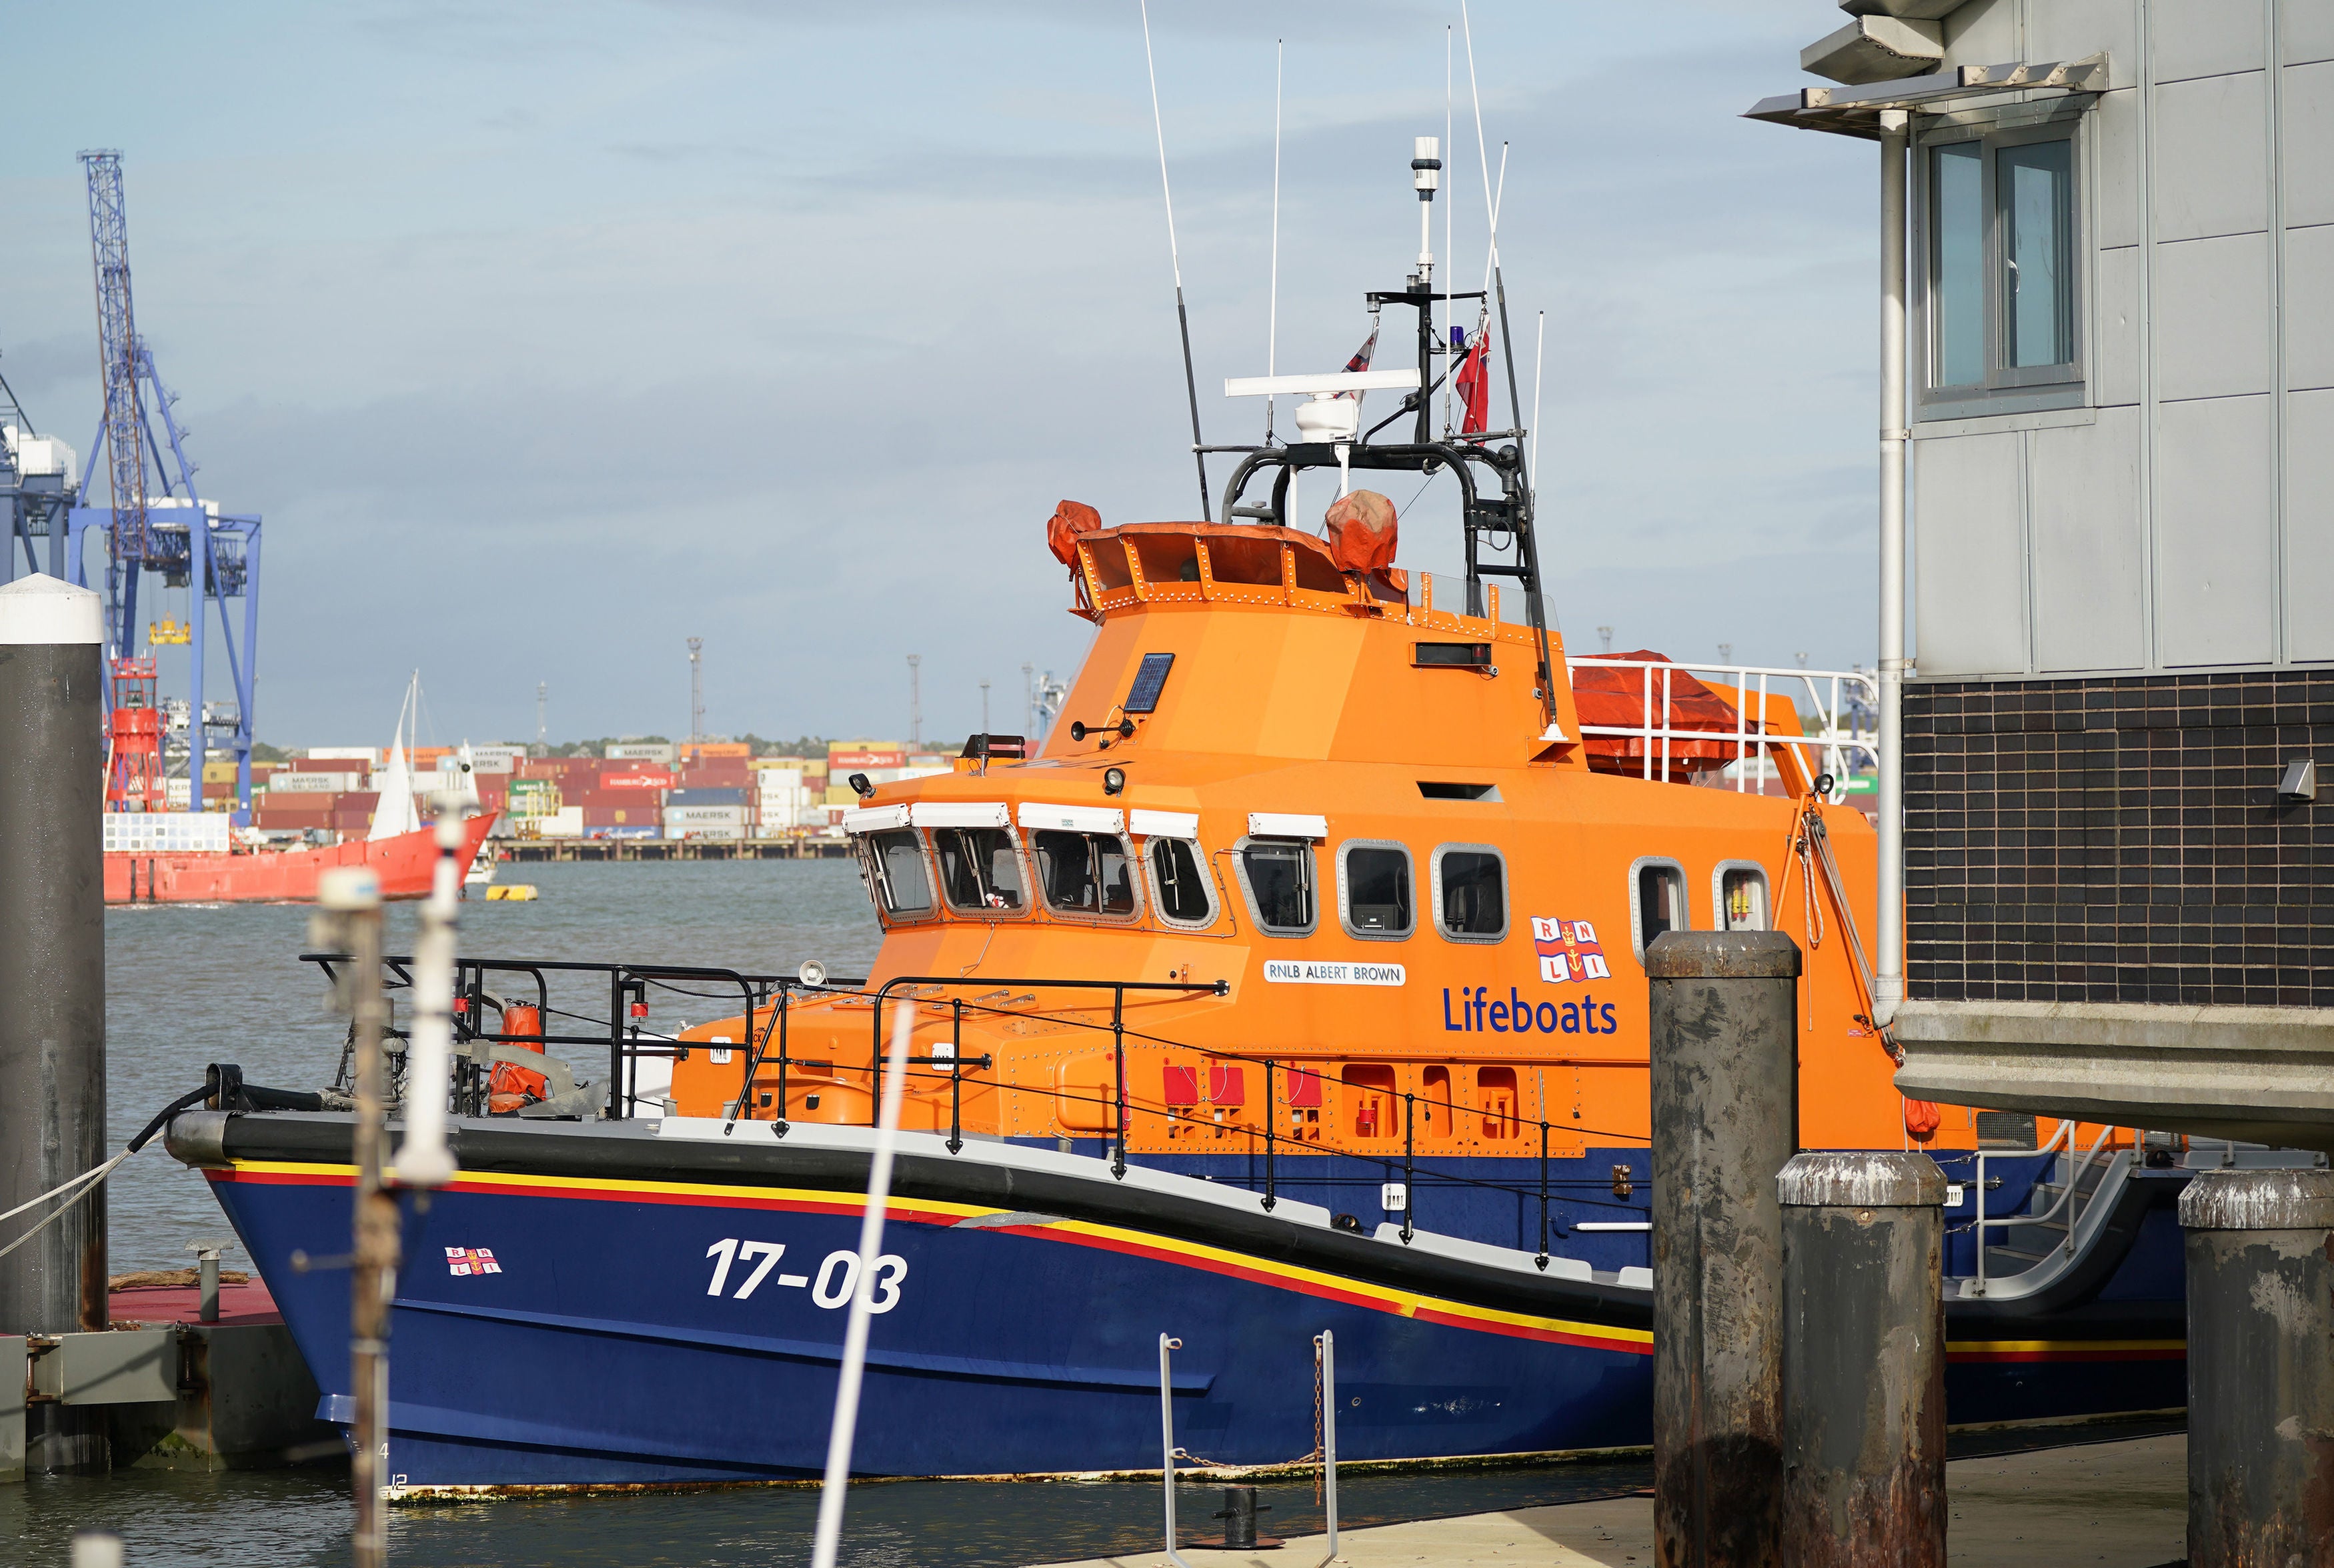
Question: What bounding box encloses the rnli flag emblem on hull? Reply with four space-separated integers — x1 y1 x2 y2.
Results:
1531 918 1610 985
445 1247 501 1277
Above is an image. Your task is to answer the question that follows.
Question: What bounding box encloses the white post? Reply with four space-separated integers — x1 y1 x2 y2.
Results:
1159 1333 1194 1567
1875 110 1910 1027
395 797 471 1188
1314 1330 1338 1568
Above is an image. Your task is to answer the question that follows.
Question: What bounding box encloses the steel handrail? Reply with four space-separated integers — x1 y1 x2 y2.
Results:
1966 1119 2117 1295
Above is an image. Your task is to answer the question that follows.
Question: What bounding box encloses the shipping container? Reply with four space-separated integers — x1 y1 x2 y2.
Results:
469 745 523 775
301 747 381 765
823 784 860 806
580 806 664 826
670 825 744 841
537 805 585 839
680 742 752 761
666 787 746 807
601 767 673 791
828 750 906 769
265 771 360 794
604 742 679 764
331 810 375 831
754 769 804 792
588 823 661 840
665 805 747 826
568 788 664 811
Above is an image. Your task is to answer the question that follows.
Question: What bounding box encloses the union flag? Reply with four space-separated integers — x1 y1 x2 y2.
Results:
1531 917 1610 985
445 1247 502 1277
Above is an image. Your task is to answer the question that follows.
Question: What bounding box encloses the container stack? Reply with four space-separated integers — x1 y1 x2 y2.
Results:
244 742 858 845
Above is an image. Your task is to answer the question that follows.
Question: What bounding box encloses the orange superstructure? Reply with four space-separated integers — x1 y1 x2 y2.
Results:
672 515 1947 1164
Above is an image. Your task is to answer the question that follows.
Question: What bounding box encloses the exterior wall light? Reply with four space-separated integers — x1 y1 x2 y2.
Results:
1102 767 1126 795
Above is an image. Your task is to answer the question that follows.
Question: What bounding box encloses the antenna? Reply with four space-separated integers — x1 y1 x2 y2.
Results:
1530 309 1546 484
1266 37 1282 445
1598 626 1614 655
687 637 704 745
535 681 546 748
907 654 922 749
980 679 991 738
1442 26 1454 439
1022 662 1035 738
1461 5 1527 437
1138 0 1210 518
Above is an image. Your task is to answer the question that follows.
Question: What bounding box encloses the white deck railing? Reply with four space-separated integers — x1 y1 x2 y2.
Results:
1566 658 1880 802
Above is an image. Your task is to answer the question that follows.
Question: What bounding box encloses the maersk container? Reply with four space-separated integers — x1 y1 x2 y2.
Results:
606 742 679 765
265 771 360 794
665 805 747 826
666 787 746 807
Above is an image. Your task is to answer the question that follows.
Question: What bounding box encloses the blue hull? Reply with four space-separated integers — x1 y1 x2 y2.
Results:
187 1113 2183 1492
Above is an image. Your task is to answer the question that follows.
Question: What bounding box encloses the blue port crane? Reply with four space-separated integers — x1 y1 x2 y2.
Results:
1 366 78 579
64 149 264 823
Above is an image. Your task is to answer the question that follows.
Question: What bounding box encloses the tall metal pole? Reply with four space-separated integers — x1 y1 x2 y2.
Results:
980 679 990 739
907 654 921 750
313 867 391 1566
1022 662 1034 739
687 637 704 745
1875 111 1909 1027
0 574 109 1473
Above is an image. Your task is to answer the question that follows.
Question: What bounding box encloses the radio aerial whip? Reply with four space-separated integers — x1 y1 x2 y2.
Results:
1138 0 1210 518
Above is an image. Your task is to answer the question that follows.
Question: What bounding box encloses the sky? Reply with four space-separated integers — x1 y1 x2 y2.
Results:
0 0 1877 751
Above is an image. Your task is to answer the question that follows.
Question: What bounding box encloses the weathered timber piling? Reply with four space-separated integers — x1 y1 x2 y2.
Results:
0 575 109 1475
2179 1167 2334 1568
1777 1152 1947 1567
1646 929 1801 1568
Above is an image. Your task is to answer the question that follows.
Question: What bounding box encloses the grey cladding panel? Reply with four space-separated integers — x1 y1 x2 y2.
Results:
2153 233 2273 400
2287 1 2334 66
2284 63 2334 228
2286 390 2334 661
2092 89 2145 251
1938 0 2017 65
2151 0 2267 81
2289 225 2334 391
1913 431 2029 675
2032 409 2146 673
2155 394 2276 667
2095 246 2143 405
2027 0 2137 89
2152 71 2270 242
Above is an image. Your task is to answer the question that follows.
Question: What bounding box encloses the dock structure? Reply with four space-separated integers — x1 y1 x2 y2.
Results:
1749 0 2334 1558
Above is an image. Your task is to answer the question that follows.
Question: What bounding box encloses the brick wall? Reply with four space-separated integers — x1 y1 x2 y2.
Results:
1904 671 2334 1007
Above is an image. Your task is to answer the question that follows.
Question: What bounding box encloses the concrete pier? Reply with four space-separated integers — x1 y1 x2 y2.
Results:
1644 929 1801 1568
1777 1151 1948 1567
2179 1167 2334 1566
0 574 110 1475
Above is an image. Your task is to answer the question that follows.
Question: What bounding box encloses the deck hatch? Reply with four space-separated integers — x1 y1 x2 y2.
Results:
1124 652 1175 714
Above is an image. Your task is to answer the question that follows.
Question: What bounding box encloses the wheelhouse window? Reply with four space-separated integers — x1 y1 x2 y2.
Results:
1338 841 1414 939
1432 845 1506 943
1921 121 2083 416
934 827 1025 915
1147 837 1214 926
863 829 933 918
1238 837 1317 935
1034 830 1137 917
1633 858 1688 956
1717 865 1769 932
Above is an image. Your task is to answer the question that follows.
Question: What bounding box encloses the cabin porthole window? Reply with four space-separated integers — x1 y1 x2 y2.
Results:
933 826 1028 916
1630 856 1689 957
1430 843 1508 944
1235 836 1318 937
862 829 935 920
1032 830 1140 920
1714 861 1769 933
1144 836 1216 928
1337 840 1414 941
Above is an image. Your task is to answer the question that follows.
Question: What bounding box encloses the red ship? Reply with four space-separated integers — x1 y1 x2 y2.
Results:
103 659 494 905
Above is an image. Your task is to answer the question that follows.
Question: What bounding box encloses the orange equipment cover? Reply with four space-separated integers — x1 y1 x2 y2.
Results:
1570 651 1757 781
488 1003 548 1113
1045 500 1104 568
1323 490 1408 599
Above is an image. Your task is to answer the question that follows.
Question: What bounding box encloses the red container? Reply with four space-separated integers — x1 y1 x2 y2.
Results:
331 810 375 830
602 768 673 791
292 756 371 772
570 788 664 811
581 806 662 826
681 766 751 788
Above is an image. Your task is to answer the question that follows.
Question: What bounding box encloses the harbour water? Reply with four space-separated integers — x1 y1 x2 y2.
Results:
33 859 1661 1567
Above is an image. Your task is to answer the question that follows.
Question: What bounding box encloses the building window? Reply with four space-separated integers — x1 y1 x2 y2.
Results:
1338 841 1414 940
1430 844 1507 943
1237 837 1318 935
1632 857 1688 957
1146 837 1214 927
1921 121 2082 416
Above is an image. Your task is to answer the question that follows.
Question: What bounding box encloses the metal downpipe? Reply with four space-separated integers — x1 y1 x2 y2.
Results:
1875 111 1909 1028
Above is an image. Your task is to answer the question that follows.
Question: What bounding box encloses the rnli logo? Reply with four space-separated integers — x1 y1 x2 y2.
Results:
1530 917 1610 984
445 1247 502 1277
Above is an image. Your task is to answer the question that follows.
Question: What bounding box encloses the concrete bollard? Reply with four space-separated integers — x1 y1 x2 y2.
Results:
2179 1167 2334 1567
0 575 109 1474
1647 929 1801 1568
1777 1152 1947 1567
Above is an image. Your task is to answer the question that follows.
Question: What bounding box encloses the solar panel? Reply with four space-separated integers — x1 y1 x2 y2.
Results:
1124 652 1176 714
